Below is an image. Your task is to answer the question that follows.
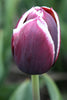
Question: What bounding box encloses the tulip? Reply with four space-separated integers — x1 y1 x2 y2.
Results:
11 6 60 74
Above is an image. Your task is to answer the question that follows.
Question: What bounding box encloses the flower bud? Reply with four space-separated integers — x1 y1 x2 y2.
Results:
11 6 60 74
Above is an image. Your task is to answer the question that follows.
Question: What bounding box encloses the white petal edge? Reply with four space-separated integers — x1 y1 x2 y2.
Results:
37 18 55 63
13 6 44 34
42 6 60 60
52 9 60 60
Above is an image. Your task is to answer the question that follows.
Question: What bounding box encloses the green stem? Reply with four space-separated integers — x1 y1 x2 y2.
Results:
31 75 40 100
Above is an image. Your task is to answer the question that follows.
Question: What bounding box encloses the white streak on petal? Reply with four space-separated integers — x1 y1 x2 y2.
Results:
17 7 40 29
13 19 35 34
52 9 60 59
13 6 41 34
17 8 35 28
37 18 55 63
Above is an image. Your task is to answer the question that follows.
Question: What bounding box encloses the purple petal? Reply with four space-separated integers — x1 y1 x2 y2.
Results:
13 18 55 74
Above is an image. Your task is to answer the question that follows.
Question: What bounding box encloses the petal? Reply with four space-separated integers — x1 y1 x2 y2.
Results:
51 8 61 61
13 17 55 74
15 7 40 28
41 7 57 62
42 6 60 61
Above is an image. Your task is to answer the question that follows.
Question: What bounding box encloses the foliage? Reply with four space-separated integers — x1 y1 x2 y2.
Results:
0 74 63 100
43 74 62 100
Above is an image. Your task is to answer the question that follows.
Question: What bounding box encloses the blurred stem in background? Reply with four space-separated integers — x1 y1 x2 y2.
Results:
3 0 20 76
0 30 4 84
0 0 2 28
0 0 4 84
4 0 20 63
0 0 20 84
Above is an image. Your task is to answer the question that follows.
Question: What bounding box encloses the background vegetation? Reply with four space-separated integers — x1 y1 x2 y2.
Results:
0 0 67 100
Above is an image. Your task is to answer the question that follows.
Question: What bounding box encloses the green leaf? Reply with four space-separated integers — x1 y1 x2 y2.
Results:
9 80 33 100
43 74 62 100
0 84 18 100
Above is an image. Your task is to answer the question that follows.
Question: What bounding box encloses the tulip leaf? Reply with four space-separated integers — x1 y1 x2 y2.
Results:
42 74 62 100
9 80 33 100
0 84 18 100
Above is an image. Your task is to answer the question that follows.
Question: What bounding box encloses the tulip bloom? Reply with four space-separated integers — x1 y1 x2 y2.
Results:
11 6 60 74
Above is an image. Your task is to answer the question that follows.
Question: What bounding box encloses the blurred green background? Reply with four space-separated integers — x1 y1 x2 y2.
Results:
0 0 67 100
